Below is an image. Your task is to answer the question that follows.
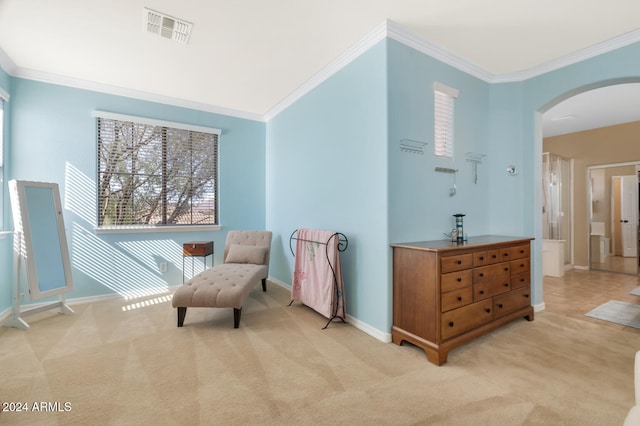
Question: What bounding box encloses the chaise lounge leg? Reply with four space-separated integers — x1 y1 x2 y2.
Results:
233 308 242 328
177 307 187 327
262 278 267 292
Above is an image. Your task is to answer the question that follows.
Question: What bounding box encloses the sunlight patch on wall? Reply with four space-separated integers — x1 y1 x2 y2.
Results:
65 162 97 226
117 239 182 277
71 223 169 299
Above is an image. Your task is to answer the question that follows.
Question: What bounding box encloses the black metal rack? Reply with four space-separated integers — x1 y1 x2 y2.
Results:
288 229 349 329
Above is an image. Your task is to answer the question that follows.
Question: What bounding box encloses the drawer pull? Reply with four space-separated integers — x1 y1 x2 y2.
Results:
479 256 484 260
504 267 509 271
520 250 525 254
504 283 509 287
479 273 484 277
491 255 497 259
485 308 491 313
479 290 484 295
448 321 455 327
524 294 530 298
520 263 525 268
456 260 462 265
520 278 525 283
457 277 462 282
503 253 509 257
457 296 462 301
498 303 503 308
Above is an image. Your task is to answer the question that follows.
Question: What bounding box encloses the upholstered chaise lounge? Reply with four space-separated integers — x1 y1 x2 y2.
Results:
171 230 272 328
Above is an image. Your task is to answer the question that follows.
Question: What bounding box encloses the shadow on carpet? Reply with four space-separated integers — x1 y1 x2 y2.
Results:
585 300 640 329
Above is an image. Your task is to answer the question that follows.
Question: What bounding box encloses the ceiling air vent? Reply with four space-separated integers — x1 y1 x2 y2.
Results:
144 7 192 44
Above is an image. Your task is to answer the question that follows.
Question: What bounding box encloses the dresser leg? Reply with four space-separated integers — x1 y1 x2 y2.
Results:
424 347 448 366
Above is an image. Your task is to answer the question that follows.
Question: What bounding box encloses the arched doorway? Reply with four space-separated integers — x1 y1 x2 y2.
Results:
539 82 640 276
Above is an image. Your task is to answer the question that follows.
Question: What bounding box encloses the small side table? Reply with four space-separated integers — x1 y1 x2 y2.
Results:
182 241 214 282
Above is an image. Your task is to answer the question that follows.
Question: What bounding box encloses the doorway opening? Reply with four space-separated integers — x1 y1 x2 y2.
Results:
588 162 640 274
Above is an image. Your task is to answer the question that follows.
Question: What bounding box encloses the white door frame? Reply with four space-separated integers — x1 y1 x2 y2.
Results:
588 161 640 269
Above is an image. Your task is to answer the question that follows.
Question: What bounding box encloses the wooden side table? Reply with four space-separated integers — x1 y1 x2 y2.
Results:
182 241 214 282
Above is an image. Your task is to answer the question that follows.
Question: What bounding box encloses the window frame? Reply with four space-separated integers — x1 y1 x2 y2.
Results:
93 111 221 234
0 90 7 235
433 82 459 159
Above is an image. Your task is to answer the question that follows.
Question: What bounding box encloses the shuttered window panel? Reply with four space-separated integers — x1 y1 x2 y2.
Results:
434 82 458 159
96 115 219 227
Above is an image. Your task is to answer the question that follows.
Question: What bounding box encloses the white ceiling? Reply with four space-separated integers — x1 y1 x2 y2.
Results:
1 0 640 133
542 83 640 137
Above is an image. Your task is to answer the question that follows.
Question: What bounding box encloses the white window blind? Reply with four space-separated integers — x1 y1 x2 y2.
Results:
0 98 4 169
96 114 219 227
434 82 458 158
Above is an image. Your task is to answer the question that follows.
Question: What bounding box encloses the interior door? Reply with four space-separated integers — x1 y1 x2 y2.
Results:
621 175 638 257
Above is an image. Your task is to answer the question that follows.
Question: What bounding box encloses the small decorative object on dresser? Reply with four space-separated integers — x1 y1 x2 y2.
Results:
391 235 534 366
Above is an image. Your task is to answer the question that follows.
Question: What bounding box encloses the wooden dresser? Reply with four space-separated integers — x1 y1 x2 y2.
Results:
391 235 534 365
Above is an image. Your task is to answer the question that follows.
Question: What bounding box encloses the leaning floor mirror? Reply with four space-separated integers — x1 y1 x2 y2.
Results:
5 180 74 329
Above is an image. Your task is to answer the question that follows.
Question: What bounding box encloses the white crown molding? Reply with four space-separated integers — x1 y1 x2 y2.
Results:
2 21 640 123
7 66 265 122
264 20 389 121
492 28 640 83
385 20 495 82
264 19 494 121
266 21 640 119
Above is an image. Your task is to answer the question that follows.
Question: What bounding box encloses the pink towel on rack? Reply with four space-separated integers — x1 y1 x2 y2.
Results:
291 228 345 320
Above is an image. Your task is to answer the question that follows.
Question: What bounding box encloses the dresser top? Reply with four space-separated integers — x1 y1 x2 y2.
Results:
391 235 534 253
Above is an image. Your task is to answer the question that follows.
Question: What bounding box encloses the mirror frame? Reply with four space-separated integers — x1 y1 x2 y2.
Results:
9 180 74 300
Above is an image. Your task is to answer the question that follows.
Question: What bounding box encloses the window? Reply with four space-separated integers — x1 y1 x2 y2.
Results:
433 82 458 158
95 112 219 228
0 94 5 231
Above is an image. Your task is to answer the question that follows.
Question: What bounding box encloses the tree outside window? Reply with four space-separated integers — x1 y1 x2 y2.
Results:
97 117 218 227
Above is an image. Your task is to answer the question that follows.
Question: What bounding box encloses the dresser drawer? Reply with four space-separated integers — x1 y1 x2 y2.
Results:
441 254 473 273
499 248 512 262
510 258 530 275
474 279 511 301
441 269 472 293
441 299 493 340
474 249 503 266
493 286 531 319
441 287 473 312
510 244 530 260
511 272 530 290
473 263 510 286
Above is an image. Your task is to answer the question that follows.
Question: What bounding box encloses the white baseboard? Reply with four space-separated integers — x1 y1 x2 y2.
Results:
573 265 590 270
0 306 11 324
3 276 393 343
267 276 291 290
267 276 391 343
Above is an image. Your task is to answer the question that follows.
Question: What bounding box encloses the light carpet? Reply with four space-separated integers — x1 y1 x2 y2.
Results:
1 283 639 425
586 300 640 329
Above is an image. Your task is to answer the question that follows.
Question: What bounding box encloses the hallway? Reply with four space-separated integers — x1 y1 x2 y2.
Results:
544 268 640 334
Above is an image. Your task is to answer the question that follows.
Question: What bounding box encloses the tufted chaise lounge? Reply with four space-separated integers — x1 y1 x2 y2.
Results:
171 230 272 328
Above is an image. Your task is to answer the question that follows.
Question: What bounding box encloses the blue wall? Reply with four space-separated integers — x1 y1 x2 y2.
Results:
3 33 640 338
1 77 265 309
0 67 11 311
388 39 491 243
266 40 389 331
516 41 640 306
